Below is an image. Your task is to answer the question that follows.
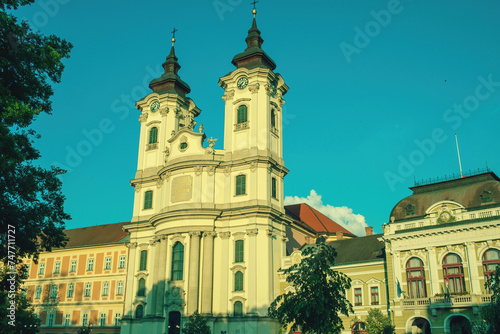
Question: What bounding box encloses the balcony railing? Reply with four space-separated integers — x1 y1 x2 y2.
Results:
400 294 492 309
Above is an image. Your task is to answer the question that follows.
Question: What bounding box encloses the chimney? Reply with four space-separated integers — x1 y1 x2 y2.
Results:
336 231 343 240
365 226 373 236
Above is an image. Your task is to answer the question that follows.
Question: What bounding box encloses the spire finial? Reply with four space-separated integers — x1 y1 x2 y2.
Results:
251 0 258 17
171 27 178 46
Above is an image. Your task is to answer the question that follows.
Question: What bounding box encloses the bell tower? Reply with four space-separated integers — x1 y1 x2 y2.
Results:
219 8 289 168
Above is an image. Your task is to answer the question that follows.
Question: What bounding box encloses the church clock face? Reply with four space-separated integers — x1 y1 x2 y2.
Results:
150 100 160 113
237 77 248 89
439 211 451 223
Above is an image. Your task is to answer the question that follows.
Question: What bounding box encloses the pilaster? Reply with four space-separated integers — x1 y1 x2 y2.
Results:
188 231 201 314
124 242 138 317
201 231 216 314
156 235 168 316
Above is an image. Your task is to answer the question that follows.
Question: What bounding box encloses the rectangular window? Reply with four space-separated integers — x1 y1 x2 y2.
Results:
99 313 106 326
354 288 362 305
114 313 121 326
235 175 246 195
87 258 94 271
102 282 109 296
144 190 153 209
371 286 379 305
48 313 54 327
38 263 45 275
235 240 244 263
64 313 70 326
50 284 58 299
105 257 112 270
82 313 88 327
35 286 42 299
54 261 60 274
67 283 74 298
24 264 30 277
271 177 277 199
119 255 126 269
70 260 77 273
84 283 91 298
139 250 148 271
117 281 124 296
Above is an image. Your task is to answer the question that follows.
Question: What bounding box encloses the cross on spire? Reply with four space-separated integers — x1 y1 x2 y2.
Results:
171 27 178 39
251 0 258 10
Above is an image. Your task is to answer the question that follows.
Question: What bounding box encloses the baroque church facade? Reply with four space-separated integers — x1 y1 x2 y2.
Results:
22 9 500 334
121 8 293 334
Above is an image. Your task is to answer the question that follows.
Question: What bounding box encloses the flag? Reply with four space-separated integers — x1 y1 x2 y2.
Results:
396 277 402 298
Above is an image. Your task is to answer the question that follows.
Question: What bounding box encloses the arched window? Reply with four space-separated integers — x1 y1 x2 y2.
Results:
352 322 367 334
171 242 184 281
443 253 465 293
135 305 143 319
235 240 244 263
137 278 146 296
144 190 153 210
235 271 244 291
483 249 500 290
149 127 158 144
406 257 426 298
234 301 243 316
237 105 247 124
235 175 246 195
270 109 276 128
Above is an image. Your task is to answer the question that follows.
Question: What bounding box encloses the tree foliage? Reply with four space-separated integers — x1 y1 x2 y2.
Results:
1 0 72 331
0 0 72 265
474 266 500 334
268 236 353 334
365 308 395 334
181 311 211 334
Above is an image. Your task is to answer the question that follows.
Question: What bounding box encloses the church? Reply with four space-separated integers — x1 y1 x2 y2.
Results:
22 7 500 334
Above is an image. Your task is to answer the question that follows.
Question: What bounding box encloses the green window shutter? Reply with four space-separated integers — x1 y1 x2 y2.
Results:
235 240 244 263
236 175 246 195
144 191 153 209
235 271 243 291
237 105 247 124
234 301 243 316
149 127 158 144
271 177 277 199
137 278 145 296
139 250 147 271
171 242 184 281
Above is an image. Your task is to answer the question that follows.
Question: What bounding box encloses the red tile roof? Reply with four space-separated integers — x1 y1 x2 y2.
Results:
59 222 130 248
285 203 356 237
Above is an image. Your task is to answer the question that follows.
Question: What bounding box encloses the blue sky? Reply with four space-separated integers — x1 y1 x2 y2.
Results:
16 0 500 234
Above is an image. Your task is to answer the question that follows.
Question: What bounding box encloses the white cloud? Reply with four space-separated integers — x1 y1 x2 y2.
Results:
284 189 368 236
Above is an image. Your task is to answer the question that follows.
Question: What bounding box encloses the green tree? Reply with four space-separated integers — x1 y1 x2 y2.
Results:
268 236 353 334
365 308 395 334
1 0 72 331
181 311 211 334
474 266 500 334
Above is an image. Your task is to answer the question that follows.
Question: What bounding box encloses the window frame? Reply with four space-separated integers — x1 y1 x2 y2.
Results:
35 286 42 299
149 126 158 144
237 105 248 124
84 283 91 298
235 174 246 196
118 255 126 269
443 253 465 294
99 313 106 327
482 249 500 292
171 242 184 281
67 283 74 298
139 250 148 271
87 258 94 272
54 261 60 274
406 257 427 298
271 177 277 199
235 240 244 263
102 281 109 296
117 281 124 296
50 284 58 299
70 259 77 273
234 301 243 316
64 313 71 326
234 271 244 291
354 287 362 305
82 313 88 327
38 263 45 275
370 286 379 305
137 278 146 297
104 257 112 270
144 190 153 210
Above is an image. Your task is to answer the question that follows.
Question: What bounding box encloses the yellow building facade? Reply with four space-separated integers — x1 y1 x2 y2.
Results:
24 223 129 333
